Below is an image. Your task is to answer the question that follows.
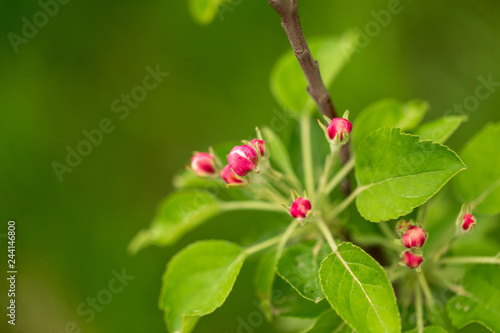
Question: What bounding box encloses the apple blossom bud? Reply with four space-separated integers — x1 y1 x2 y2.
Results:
191 152 216 177
402 226 426 248
290 197 311 220
227 144 259 176
402 251 423 269
220 165 248 187
462 213 476 231
327 118 352 142
250 139 266 157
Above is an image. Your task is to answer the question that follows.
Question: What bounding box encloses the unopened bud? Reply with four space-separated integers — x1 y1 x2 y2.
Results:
462 213 476 231
191 152 216 177
220 165 248 188
402 226 426 248
402 251 423 269
290 197 311 220
227 144 259 176
327 117 352 143
250 139 266 157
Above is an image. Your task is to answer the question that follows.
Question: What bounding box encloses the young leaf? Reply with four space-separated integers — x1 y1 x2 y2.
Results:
277 241 330 302
413 116 467 144
454 123 500 215
128 190 220 254
188 0 226 25
304 310 351 333
352 99 428 151
319 242 401 333
447 264 500 332
272 276 330 319
159 240 246 333
355 128 466 222
270 32 358 114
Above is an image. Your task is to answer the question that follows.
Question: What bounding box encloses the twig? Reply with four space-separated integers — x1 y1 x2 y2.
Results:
268 0 336 118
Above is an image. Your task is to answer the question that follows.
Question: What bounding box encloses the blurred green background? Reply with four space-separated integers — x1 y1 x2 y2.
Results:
1 0 499 332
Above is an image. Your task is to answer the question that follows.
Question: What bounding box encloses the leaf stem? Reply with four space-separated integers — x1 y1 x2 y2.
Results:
378 221 397 241
245 234 283 255
221 201 286 213
417 272 435 308
439 256 500 265
325 185 364 221
316 217 338 252
301 115 316 197
322 157 355 198
415 284 424 333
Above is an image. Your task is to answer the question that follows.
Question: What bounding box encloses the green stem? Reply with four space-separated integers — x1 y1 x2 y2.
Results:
326 185 364 221
301 115 315 197
245 234 283 255
277 220 300 257
317 147 337 200
378 221 397 240
323 157 355 198
415 284 424 333
317 217 338 252
221 201 286 213
439 256 500 265
418 272 435 308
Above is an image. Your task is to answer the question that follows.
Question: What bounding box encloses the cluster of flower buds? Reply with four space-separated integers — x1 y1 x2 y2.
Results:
395 220 426 270
189 133 267 189
317 110 353 147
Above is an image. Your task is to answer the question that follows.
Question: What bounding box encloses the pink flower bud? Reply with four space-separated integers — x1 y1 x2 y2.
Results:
402 226 426 248
227 145 259 176
462 213 476 231
402 251 423 269
327 118 352 141
290 198 312 220
190 152 216 177
250 139 266 157
220 165 248 187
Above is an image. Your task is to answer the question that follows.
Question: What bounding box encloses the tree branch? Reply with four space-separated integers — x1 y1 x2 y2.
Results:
268 0 336 119
269 0 352 194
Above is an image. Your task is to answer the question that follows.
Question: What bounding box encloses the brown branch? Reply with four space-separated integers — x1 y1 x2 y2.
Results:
268 0 336 119
269 0 352 195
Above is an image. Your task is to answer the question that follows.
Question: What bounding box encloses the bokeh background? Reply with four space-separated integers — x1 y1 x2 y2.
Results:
1 0 499 332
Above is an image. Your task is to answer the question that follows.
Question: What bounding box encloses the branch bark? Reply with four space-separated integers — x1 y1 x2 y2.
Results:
268 0 336 119
269 0 352 194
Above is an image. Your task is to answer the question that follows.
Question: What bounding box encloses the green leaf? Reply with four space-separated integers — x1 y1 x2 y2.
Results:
304 310 351 333
414 116 467 144
270 32 358 114
355 127 466 222
188 0 226 25
254 250 278 320
454 123 500 215
352 99 428 151
319 242 400 333
159 240 246 333
272 276 330 319
447 265 500 332
277 241 330 302
128 190 220 254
